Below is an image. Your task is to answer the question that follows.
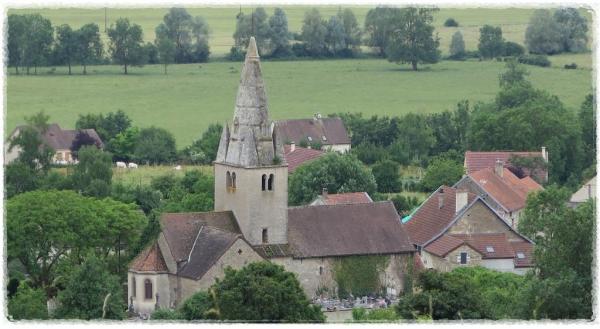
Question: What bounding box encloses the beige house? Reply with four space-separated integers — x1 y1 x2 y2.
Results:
128 37 415 317
569 176 596 207
403 186 534 275
275 116 351 153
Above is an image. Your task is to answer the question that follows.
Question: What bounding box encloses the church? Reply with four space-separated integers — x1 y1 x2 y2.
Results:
128 37 415 316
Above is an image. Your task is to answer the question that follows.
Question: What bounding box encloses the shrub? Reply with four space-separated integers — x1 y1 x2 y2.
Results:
151 308 182 320
444 18 459 27
517 54 551 67
503 41 525 56
227 46 245 61
564 62 578 69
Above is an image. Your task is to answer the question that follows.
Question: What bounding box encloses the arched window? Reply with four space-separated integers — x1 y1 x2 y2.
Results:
132 277 136 297
261 174 267 191
226 171 232 189
232 172 237 189
144 279 153 300
268 174 274 191
262 228 269 244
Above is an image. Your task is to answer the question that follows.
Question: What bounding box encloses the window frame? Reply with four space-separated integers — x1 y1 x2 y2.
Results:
460 252 468 264
144 279 153 300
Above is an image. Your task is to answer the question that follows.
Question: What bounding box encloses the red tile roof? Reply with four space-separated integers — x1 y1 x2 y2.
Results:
470 168 543 212
321 192 373 205
511 241 534 268
464 151 544 175
451 233 515 259
403 186 477 246
283 144 325 173
276 117 351 146
424 234 467 257
130 243 168 272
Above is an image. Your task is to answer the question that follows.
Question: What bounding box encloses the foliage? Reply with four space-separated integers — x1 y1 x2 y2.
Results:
268 8 292 58
212 261 325 322
71 145 113 197
107 18 146 74
70 130 103 158
421 157 464 192
518 54 551 67
146 169 214 213
448 31 465 60
54 24 78 75
478 25 504 59
8 14 28 73
300 8 327 57
179 291 218 320
385 7 440 71
151 308 182 320
388 194 420 217
75 110 132 143
180 123 223 164
155 23 176 74
554 8 588 53
56 256 125 320
22 14 54 74
75 23 103 74
134 126 177 164
289 152 377 205
525 8 588 55
503 41 525 57
352 307 400 321
160 8 210 63
372 159 402 193
444 18 459 27
7 284 49 320
396 113 435 163
364 7 401 56
333 255 389 298
106 127 140 162
578 94 595 169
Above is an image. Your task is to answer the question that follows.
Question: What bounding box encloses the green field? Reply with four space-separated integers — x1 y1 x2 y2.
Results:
9 6 592 56
7 58 592 146
111 165 212 186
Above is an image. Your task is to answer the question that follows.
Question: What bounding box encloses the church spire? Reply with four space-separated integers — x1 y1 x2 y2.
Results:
233 36 268 127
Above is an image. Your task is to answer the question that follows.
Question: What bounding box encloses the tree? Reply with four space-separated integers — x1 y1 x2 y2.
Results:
579 94 595 169
22 14 54 74
106 126 140 162
478 25 504 59
268 8 291 57
56 256 125 320
70 130 103 158
107 18 146 74
75 110 132 142
554 8 588 53
134 126 177 164
397 113 435 162
179 291 218 320
54 24 78 75
189 16 211 62
8 111 54 172
71 146 113 197
337 8 361 53
7 284 48 320
155 23 176 74
76 23 103 74
301 8 327 56
8 14 27 74
325 15 346 56
212 262 325 322
421 158 464 191
525 10 562 55
449 31 466 60
159 8 211 63
385 7 440 71
233 8 271 55
364 7 401 56
289 152 377 205
180 123 223 164
372 159 402 193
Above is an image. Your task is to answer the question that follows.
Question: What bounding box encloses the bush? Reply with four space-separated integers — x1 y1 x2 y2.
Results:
372 159 402 193
151 308 182 320
8 284 48 320
352 307 400 321
291 43 310 58
444 18 459 27
503 41 525 56
227 46 245 61
564 62 578 69
517 54 551 67
179 291 216 320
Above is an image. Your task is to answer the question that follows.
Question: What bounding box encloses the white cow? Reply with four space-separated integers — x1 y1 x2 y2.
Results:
128 162 138 169
174 165 182 171
116 161 127 168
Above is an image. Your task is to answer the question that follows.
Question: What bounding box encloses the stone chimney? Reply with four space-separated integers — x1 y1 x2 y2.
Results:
290 142 296 152
495 159 504 177
322 187 328 198
438 188 445 209
541 146 548 162
455 189 468 213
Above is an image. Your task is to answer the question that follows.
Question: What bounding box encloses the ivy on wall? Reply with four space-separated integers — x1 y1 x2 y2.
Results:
333 255 390 298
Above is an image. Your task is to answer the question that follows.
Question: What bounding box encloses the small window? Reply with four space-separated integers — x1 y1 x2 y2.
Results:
238 249 243 255
262 228 268 244
268 174 274 191
132 277 136 297
516 252 525 259
460 252 468 264
307 136 313 142
144 279 153 300
232 172 236 189
486 246 495 253
319 266 324 275
226 171 232 189
322 135 327 141
261 174 267 191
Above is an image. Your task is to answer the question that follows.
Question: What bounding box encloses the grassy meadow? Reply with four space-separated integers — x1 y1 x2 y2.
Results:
7 58 592 146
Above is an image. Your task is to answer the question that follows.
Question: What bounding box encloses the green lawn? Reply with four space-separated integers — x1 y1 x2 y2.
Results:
7 58 592 146
9 6 592 56
111 165 212 186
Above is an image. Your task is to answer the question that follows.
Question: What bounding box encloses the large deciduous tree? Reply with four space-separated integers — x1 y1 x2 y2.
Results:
385 7 440 71
233 8 271 54
54 24 78 75
107 18 146 74
478 25 504 59
449 31 466 59
71 145 113 197
301 8 328 56
155 23 176 74
23 14 54 74
8 14 27 74
364 7 401 57
160 8 210 63
268 8 291 57
76 23 103 74
524 9 563 55
133 126 177 164
421 157 464 192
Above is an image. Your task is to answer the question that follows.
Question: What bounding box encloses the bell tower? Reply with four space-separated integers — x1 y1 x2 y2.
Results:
214 37 288 246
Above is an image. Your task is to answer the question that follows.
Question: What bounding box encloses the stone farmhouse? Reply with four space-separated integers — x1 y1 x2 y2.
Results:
4 123 103 165
569 176 596 207
275 116 351 152
464 148 549 183
403 186 534 275
128 38 415 316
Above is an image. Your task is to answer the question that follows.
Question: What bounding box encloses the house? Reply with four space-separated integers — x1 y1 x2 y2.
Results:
4 123 103 165
454 160 543 229
283 142 325 173
569 176 596 207
310 189 373 206
128 38 415 317
275 116 351 152
464 148 548 182
403 186 534 275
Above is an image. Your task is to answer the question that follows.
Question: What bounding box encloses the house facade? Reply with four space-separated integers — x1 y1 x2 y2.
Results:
569 176 596 207
128 37 415 317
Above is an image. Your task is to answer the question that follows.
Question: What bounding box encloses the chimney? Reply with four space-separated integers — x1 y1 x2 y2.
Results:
455 189 468 213
322 187 328 198
438 188 445 209
290 142 295 152
541 146 548 162
495 159 504 178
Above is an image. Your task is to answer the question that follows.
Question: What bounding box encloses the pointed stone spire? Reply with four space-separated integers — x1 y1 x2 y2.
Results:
233 36 267 127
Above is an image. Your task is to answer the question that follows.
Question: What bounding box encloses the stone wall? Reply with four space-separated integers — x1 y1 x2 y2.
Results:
421 245 483 272
455 177 518 228
449 200 523 242
128 271 171 316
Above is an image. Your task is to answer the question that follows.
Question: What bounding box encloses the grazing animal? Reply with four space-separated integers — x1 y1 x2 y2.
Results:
128 162 138 169
174 165 182 171
116 161 127 168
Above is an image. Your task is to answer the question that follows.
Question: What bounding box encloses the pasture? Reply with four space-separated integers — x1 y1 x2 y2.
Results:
7 58 592 146
111 164 212 186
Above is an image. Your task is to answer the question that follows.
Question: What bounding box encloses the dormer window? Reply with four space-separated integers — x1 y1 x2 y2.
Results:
516 252 525 259
486 246 495 253
307 136 313 142
322 136 327 141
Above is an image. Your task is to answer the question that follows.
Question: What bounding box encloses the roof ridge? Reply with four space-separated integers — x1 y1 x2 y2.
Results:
289 199 391 210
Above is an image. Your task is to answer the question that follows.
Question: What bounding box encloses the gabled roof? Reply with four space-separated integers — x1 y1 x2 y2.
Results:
283 144 324 173
451 233 515 259
510 241 534 268
10 124 104 150
130 243 168 272
287 201 414 258
275 117 351 146
464 150 545 175
570 176 596 204
424 234 468 257
313 192 373 205
469 167 543 212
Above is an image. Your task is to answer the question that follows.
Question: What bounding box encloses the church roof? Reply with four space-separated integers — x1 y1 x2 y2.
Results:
275 117 351 146
130 242 168 272
287 201 414 258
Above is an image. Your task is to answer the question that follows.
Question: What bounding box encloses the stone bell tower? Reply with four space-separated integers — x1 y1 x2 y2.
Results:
214 37 288 246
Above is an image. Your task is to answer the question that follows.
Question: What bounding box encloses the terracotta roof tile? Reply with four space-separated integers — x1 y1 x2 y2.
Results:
130 243 168 272
288 201 414 258
322 192 373 205
450 233 515 259
464 150 547 182
470 168 542 212
424 235 466 257
511 241 534 268
275 117 351 146
283 144 325 173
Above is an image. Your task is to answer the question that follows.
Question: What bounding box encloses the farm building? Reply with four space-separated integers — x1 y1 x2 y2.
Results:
275 116 351 152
